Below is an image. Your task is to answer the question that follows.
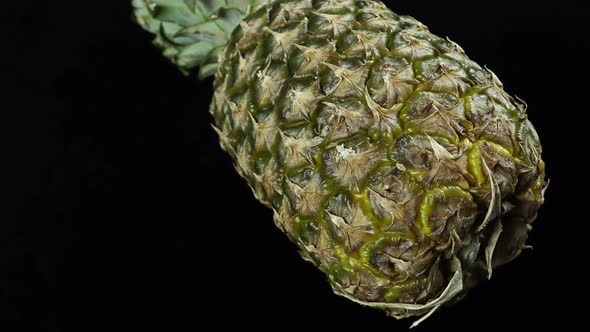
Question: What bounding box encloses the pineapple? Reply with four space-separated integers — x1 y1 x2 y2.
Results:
133 0 546 323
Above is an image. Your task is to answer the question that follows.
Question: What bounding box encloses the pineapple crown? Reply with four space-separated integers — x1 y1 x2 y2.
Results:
133 0 265 79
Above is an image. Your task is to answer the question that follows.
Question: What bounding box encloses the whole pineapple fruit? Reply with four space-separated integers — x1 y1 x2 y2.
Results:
133 0 546 323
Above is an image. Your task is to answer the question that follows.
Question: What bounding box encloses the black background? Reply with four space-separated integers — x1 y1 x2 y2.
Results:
8 0 587 331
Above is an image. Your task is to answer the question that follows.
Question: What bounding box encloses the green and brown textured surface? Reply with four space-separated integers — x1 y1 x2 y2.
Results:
134 0 546 321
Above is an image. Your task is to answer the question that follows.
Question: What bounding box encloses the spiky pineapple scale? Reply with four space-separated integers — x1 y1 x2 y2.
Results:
135 0 546 320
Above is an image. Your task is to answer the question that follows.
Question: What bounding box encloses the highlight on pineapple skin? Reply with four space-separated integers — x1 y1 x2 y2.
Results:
134 0 546 322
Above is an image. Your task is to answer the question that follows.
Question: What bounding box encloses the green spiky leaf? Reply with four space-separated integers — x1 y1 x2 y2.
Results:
132 0 265 78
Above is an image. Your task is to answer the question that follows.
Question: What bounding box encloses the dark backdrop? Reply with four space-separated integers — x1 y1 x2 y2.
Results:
9 0 587 331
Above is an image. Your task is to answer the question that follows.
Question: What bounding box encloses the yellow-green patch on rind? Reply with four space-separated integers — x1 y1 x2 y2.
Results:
353 191 385 227
467 142 485 185
359 233 414 264
384 279 423 302
467 140 513 185
417 186 473 236
329 262 356 282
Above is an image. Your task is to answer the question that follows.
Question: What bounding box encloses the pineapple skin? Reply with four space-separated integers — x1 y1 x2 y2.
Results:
209 0 545 319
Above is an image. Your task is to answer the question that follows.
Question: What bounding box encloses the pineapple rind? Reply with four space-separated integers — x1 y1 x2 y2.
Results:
210 0 545 319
